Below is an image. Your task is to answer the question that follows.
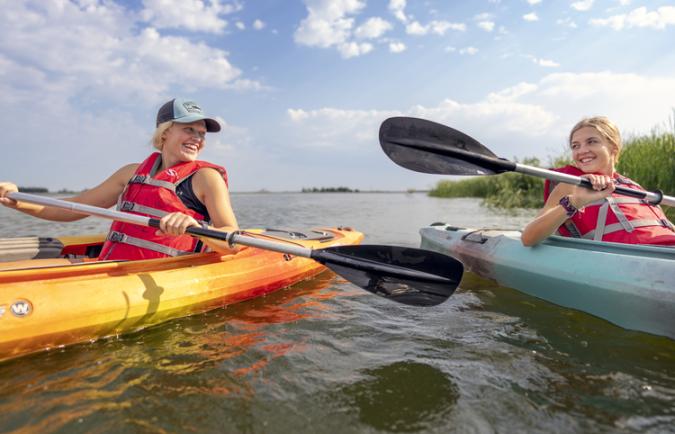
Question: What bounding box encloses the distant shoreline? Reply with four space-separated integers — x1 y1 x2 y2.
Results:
234 190 431 194
20 187 431 195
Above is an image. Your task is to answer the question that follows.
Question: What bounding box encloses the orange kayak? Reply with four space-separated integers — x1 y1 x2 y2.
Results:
0 227 363 363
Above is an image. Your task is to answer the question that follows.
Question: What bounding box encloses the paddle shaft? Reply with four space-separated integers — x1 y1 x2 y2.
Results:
394 137 674 207
8 192 313 258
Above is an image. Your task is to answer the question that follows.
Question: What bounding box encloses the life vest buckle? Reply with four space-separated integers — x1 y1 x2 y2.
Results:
108 231 126 243
130 175 147 184
120 201 134 211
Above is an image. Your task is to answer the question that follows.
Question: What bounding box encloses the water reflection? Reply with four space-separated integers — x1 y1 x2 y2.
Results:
342 361 459 432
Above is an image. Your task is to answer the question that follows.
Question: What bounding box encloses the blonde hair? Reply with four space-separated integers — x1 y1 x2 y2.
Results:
151 121 174 150
569 116 622 161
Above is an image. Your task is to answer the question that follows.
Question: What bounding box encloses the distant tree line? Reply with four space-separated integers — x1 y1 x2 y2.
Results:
301 187 359 193
18 186 49 193
18 187 81 194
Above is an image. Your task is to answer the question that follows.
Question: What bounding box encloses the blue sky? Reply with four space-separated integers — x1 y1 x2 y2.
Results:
2 0 674 191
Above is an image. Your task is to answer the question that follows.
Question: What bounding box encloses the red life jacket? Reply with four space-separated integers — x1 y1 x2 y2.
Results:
544 165 675 245
98 153 228 261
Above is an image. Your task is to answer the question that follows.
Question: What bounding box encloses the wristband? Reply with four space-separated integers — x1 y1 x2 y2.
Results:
559 195 578 217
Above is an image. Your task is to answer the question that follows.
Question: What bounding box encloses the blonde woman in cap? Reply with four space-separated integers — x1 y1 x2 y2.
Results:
521 116 675 246
0 98 239 260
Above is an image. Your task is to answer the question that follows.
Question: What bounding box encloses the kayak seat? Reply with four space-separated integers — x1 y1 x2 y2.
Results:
0 235 105 263
0 237 65 262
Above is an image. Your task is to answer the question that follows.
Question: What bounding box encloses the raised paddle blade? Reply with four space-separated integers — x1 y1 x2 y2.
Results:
379 116 514 175
311 245 463 306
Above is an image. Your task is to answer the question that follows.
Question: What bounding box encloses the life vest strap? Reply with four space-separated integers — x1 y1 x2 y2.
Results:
585 197 646 207
106 231 193 257
119 201 169 218
582 219 671 240
118 200 209 227
129 175 177 191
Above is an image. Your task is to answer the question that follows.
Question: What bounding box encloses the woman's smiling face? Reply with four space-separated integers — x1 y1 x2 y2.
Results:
570 126 617 175
162 120 207 162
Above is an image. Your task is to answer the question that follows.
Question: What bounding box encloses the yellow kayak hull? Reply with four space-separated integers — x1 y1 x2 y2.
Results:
0 227 363 362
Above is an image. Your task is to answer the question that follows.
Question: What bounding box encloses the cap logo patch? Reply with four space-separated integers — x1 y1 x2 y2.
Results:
183 102 202 114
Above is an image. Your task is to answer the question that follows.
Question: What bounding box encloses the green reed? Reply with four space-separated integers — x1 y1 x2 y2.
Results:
618 127 675 220
428 157 549 209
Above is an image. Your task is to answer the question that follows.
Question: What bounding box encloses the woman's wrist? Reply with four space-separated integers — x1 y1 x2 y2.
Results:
567 194 583 209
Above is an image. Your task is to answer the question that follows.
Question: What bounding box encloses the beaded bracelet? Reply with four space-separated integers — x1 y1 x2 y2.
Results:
559 195 578 217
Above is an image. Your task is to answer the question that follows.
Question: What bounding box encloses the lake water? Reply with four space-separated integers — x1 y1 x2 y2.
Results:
1 193 673 433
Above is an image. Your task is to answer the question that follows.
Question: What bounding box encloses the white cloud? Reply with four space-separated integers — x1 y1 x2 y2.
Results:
389 42 406 53
571 0 594 12
294 0 365 47
235 21 245 30
140 0 242 33
253 19 266 30
405 21 426 35
0 1 253 105
460 46 478 55
431 20 466 33
406 20 466 35
338 41 373 58
389 1 465 35
354 17 392 39
287 107 399 148
523 12 539 22
506 71 675 139
388 0 408 23
527 0 542 5
478 21 495 31
487 82 538 102
557 17 578 28
530 56 560 67
474 13 493 20
286 72 675 161
590 6 675 30
295 0 393 58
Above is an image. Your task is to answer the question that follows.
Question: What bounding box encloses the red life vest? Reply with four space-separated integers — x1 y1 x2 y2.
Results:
98 153 228 261
544 165 675 245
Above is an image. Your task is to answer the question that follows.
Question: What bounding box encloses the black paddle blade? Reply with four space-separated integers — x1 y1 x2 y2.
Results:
379 117 510 175
311 245 463 307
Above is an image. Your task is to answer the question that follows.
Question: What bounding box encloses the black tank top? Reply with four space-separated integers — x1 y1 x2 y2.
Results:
176 175 210 221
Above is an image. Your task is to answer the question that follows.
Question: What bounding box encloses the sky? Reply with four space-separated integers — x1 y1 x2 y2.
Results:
2 0 675 192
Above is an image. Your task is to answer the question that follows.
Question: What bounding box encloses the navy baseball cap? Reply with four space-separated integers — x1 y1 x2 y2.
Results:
156 98 221 132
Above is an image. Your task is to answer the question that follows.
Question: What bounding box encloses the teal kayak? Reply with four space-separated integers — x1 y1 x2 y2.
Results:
420 223 675 339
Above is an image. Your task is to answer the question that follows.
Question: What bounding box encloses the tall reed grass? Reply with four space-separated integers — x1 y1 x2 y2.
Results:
428 157 553 209
618 126 675 220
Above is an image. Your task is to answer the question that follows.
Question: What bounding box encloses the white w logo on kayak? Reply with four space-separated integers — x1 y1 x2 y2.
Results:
10 300 32 317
